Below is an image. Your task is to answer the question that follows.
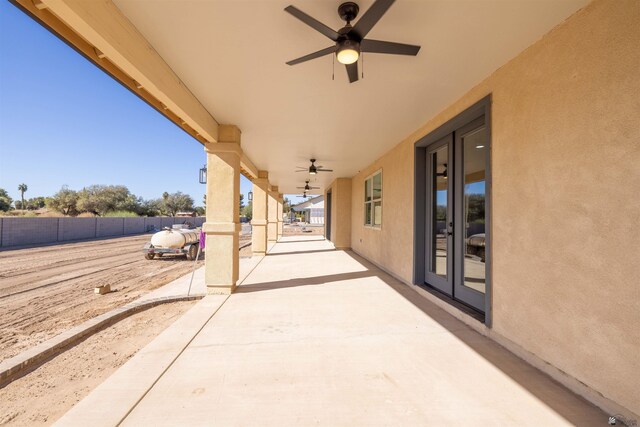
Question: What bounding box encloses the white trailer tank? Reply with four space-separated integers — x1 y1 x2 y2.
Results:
150 225 199 249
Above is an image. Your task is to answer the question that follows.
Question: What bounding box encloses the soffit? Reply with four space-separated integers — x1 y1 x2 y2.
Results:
113 0 588 194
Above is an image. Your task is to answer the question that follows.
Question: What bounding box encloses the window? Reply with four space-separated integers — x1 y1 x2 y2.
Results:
364 170 382 227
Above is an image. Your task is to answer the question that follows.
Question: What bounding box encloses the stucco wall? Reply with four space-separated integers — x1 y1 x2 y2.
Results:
350 0 639 417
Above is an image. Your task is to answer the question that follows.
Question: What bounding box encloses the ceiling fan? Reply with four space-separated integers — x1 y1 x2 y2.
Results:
436 163 448 178
285 0 420 83
297 180 320 191
295 158 333 174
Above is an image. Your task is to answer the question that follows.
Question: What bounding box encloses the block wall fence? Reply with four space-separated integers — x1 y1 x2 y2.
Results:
0 216 205 248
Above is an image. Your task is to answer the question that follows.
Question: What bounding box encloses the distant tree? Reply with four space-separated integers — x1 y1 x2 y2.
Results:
138 199 163 217
241 201 253 221
77 185 139 216
239 194 245 211
194 206 205 216
466 194 485 223
47 186 79 216
162 192 194 216
202 194 206 208
14 200 23 210
162 192 169 201
283 197 291 214
25 196 46 210
0 189 12 211
17 183 27 209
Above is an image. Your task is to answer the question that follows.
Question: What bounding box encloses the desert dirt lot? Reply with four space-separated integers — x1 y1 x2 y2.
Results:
0 233 250 362
0 300 194 426
283 224 325 236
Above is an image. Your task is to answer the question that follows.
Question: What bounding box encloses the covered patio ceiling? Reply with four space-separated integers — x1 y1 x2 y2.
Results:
112 0 588 194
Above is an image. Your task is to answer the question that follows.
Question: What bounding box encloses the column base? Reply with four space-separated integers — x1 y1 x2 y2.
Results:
207 284 237 295
203 222 239 294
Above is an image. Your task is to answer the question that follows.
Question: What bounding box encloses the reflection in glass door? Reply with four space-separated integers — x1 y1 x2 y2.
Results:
463 127 486 293
424 118 488 314
425 135 453 296
453 122 487 312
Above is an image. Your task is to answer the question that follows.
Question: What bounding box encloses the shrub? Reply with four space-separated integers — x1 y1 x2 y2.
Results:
103 210 139 217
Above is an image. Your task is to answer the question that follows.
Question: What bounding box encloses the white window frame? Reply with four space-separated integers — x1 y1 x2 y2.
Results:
364 169 382 228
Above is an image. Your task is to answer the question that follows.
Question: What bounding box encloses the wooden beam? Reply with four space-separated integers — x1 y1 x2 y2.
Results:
32 0 47 10
93 47 106 59
240 153 259 180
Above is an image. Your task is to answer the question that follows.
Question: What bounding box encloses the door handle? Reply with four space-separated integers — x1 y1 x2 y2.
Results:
447 222 453 236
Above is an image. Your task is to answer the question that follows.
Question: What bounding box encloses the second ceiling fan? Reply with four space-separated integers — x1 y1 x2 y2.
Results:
297 180 320 191
295 159 333 175
285 0 421 83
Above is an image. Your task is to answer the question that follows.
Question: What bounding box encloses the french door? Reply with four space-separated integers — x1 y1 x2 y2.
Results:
425 118 488 313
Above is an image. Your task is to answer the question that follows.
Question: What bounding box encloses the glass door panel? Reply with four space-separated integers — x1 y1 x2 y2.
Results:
434 146 449 278
463 127 486 293
425 135 453 296
453 122 487 312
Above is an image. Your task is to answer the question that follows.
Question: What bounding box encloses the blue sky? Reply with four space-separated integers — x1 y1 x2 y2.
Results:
0 1 254 206
436 182 484 206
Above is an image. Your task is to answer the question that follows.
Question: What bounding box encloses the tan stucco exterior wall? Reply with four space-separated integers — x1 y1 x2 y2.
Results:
350 0 640 417
326 178 352 249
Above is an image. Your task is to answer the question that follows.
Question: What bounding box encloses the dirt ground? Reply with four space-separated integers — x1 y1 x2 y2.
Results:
0 300 195 426
283 224 325 236
0 233 251 362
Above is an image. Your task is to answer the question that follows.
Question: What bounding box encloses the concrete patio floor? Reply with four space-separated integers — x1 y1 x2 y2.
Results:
55 236 607 426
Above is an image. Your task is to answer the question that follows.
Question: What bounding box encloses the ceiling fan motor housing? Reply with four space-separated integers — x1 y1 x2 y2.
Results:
337 38 361 52
338 2 360 23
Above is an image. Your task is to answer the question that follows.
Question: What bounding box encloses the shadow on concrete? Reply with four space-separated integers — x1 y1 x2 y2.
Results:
236 246 607 426
266 249 336 256
235 270 374 293
275 238 326 244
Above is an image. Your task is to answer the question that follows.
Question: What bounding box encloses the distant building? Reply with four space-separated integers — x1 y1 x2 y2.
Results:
291 195 324 224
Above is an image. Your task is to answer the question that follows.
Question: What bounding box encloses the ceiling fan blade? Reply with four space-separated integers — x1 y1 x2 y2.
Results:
286 46 336 66
361 39 420 56
350 0 395 40
317 168 334 172
295 170 309 172
284 6 340 41
346 62 359 83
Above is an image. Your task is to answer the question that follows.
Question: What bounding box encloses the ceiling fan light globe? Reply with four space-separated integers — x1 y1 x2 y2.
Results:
337 47 359 65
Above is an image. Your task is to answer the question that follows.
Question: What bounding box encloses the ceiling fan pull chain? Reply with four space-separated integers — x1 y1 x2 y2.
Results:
362 52 364 79
332 54 335 80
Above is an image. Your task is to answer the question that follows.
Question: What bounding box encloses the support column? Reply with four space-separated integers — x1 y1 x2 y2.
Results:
251 171 269 255
277 193 284 240
203 125 242 294
267 186 278 242
325 178 352 249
